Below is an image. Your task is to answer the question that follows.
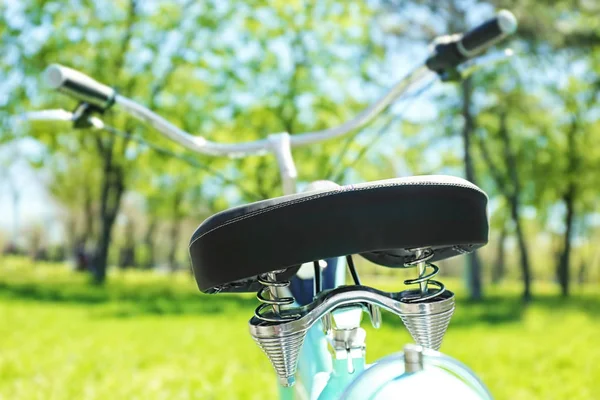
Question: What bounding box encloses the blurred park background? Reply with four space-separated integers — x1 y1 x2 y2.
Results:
1 0 599 399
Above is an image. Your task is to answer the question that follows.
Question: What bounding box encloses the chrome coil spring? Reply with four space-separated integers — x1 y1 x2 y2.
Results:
402 248 446 303
254 271 300 323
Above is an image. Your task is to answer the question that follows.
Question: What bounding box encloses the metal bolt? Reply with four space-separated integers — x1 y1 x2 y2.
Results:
404 344 424 373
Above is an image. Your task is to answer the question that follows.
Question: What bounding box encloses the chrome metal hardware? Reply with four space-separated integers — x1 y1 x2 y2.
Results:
398 290 454 350
250 324 307 387
366 303 382 329
251 271 304 387
329 327 367 374
401 248 446 302
325 307 366 375
254 272 300 323
250 285 440 386
396 248 455 351
249 247 458 387
403 344 424 373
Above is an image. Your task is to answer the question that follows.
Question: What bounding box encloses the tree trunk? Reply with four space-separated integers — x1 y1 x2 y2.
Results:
92 192 123 283
511 197 532 301
497 112 532 301
91 139 125 284
93 221 112 284
72 188 96 273
167 192 184 272
65 216 78 258
491 225 507 285
461 76 483 301
143 218 157 269
557 187 575 296
167 221 181 272
81 186 95 245
119 218 136 269
86 0 139 283
578 260 586 286
556 116 579 297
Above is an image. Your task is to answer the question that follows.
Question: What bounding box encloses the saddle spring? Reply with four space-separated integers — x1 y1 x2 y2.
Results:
254 271 300 323
403 248 446 303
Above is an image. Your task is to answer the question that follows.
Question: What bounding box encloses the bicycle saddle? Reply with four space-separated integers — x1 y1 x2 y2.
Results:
189 175 488 293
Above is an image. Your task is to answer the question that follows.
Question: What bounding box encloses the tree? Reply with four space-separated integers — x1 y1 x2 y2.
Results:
475 88 539 301
376 0 494 300
179 0 387 200
551 77 599 296
2 0 218 283
489 0 600 295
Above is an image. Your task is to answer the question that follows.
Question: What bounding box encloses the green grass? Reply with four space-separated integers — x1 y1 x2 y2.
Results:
0 257 599 399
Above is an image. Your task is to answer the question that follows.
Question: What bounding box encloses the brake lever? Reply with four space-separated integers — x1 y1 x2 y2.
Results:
71 103 96 128
71 102 107 130
457 48 514 78
19 106 105 130
17 109 75 123
440 48 514 81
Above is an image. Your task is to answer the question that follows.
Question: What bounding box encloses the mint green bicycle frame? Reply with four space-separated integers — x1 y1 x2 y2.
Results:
280 257 364 400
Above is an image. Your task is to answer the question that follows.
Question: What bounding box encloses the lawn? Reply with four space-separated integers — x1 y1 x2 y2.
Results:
0 257 598 399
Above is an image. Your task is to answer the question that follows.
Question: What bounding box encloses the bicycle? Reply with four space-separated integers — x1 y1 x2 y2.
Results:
27 10 517 400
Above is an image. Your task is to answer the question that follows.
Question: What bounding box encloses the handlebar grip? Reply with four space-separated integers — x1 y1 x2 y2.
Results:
457 10 517 57
425 10 517 74
44 64 116 110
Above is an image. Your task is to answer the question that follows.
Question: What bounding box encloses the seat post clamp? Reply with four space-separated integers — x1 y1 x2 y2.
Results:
268 132 298 195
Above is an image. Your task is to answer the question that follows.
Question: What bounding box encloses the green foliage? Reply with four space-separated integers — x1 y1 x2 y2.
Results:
2 0 600 290
2 0 392 274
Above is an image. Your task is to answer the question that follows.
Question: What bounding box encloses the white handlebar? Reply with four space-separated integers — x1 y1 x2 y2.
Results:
115 66 432 157
37 64 433 158
288 66 431 147
115 95 272 157
29 12 518 160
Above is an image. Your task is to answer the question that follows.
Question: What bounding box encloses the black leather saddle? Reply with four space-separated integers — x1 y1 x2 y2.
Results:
189 175 488 294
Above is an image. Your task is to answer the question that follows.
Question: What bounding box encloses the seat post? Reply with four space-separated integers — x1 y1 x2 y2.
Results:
415 248 429 294
268 132 298 195
267 271 283 315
